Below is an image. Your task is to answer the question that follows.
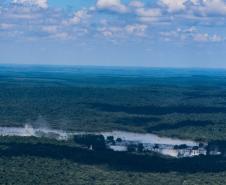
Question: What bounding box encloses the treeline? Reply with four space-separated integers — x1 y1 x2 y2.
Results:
74 134 106 150
1 140 226 173
74 134 145 153
89 103 226 115
207 140 226 155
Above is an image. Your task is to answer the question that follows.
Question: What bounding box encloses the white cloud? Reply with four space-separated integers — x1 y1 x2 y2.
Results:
129 1 144 8
136 8 162 17
190 0 200 5
159 0 186 12
1 6 42 20
102 30 113 37
196 0 226 15
0 23 15 29
100 26 122 36
136 8 162 22
193 33 211 41
125 24 147 36
210 34 225 42
96 0 128 13
64 9 90 25
41 25 58 33
1 0 225 43
158 0 226 15
13 0 48 9
160 27 224 42
51 32 70 40
193 33 224 42
99 23 148 38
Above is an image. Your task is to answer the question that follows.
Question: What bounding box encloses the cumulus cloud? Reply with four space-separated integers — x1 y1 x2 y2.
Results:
50 32 70 40
125 24 147 36
0 0 225 43
136 8 162 22
96 0 128 13
159 0 186 12
129 1 144 8
41 25 58 33
158 0 226 15
0 23 15 29
99 23 148 38
99 26 122 38
13 0 48 9
195 0 226 16
193 33 224 42
64 9 90 25
160 27 224 42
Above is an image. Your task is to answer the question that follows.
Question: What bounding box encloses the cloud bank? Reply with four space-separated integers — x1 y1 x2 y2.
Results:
0 0 225 43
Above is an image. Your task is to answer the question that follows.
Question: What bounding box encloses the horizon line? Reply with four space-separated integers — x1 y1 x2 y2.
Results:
1 62 226 71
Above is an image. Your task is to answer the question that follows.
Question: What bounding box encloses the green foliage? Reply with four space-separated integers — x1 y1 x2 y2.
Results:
137 143 144 152
1 156 226 185
1 67 226 141
106 136 115 145
74 134 106 151
2 66 226 184
174 144 188 150
0 137 226 185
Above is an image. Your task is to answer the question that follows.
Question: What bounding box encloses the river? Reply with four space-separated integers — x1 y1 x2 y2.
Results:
0 124 206 158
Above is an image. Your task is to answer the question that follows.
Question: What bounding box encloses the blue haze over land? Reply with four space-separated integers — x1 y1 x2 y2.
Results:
1 64 226 78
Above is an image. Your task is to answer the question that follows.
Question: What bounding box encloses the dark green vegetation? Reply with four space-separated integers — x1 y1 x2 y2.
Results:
74 134 106 150
1 65 226 141
2 157 226 185
1 65 226 184
1 136 226 185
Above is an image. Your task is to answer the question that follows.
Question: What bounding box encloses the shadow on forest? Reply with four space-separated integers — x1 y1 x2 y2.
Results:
1 141 226 173
147 120 216 131
116 117 161 126
183 91 226 99
89 103 226 115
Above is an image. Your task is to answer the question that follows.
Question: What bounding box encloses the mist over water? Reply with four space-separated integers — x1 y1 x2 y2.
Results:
0 124 69 140
0 123 199 145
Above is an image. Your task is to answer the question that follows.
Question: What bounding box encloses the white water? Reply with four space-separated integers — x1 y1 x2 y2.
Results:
101 131 198 147
0 125 203 157
0 124 69 140
0 125 199 146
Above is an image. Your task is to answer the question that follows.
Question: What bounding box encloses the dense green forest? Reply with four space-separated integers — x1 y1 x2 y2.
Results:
1 65 226 184
1 65 226 141
1 136 226 185
2 156 226 185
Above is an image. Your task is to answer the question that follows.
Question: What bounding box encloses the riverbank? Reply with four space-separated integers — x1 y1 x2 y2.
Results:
0 124 209 158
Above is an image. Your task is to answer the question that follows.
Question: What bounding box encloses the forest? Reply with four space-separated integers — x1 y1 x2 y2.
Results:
1 65 226 184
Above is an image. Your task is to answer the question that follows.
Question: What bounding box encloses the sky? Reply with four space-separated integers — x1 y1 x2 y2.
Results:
0 0 226 68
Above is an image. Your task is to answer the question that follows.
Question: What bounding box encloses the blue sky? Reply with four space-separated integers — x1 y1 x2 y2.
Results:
0 0 226 67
